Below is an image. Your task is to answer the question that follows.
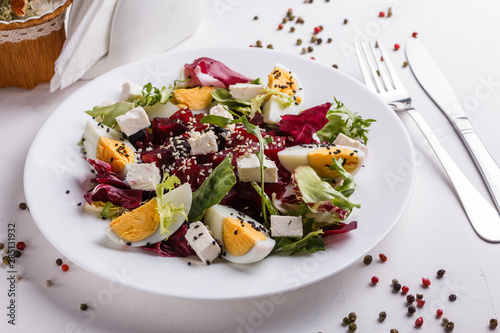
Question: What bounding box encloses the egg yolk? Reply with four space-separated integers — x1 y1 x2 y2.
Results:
267 66 302 104
222 217 266 256
307 147 359 178
109 199 160 243
171 86 215 111
96 137 135 173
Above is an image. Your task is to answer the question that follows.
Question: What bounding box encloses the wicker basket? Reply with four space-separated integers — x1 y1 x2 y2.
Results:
0 0 72 89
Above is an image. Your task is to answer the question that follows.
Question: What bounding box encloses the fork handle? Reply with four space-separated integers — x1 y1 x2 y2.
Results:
407 108 500 242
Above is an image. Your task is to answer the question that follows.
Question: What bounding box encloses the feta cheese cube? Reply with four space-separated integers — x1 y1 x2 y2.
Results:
120 82 143 102
185 221 221 265
333 133 370 155
270 215 303 238
188 130 218 155
125 163 161 191
229 83 264 101
115 106 151 136
237 154 278 183
210 104 235 131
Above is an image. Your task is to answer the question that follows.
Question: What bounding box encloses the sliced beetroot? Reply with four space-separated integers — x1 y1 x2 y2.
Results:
184 57 251 88
152 118 187 145
277 102 331 144
141 146 176 169
170 156 212 190
128 129 152 149
169 108 194 125
141 223 195 257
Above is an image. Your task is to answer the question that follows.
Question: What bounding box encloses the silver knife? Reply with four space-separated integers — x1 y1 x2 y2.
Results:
406 38 500 212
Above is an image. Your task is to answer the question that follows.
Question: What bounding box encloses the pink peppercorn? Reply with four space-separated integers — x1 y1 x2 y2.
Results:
422 277 431 287
61 264 69 272
415 317 423 327
394 43 401 51
16 242 26 250
371 276 379 285
379 253 388 262
401 285 409 294
436 309 443 317
379 11 385 17
412 32 418 38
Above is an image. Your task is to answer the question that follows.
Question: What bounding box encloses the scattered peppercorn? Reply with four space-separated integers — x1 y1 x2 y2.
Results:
393 282 402 292
256 40 262 47
415 317 423 327
449 294 457 301
387 7 393 17
12 250 21 258
296 16 304 24
187 262 191 266
445 321 455 331
61 264 69 272
394 43 400 51
436 309 443 317
379 311 387 321
16 242 26 250
16 274 22 281
412 32 418 38
55 258 63 266
408 305 416 315
422 278 431 287
311 35 318 43
282 17 288 24
401 285 409 294
253 16 258 20
402 61 408 68
342 317 351 325
406 294 415 304
66 190 70 194
392 278 399 285
416 293 423 300
442 317 449 324
45 280 53 287
296 38 302 45
343 18 348 24
19 202 27 210
80 303 88 311
490 318 498 328
316 38 323 45
416 299 425 307
267 44 274 49
307 46 313 52
327 37 332 43
290 27 295 32
2 256 11 265
332 64 338 69
348 312 357 322
301 47 307 54
390 330 398 333
371 276 379 285
378 11 385 18
363 255 373 265
0 243 4 250
379 253 388 262
310 56 315 60
437 269 446 278
348 323 357 332
278 24 283 30
313 26 322 34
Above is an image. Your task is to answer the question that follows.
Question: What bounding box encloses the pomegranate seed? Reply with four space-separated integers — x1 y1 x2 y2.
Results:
412 32 418 38
422 277 431 287
314 26 322 34
417 299 426 307
415 317 424 327
61 264 69 272
371 276 379 285
16 242 26 250
278 24 284 30
401 285 409 294
378 11 385 17
394 43 401 51
436 309 444 317
379 253 388 262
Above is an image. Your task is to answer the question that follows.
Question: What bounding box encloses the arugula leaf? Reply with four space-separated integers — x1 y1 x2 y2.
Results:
250 78 264 85
200 114 237 128
274 229 325 255
328 158 356 198
188 155 236 222
251 182 280 216
85 102 134 128
316 98 376 144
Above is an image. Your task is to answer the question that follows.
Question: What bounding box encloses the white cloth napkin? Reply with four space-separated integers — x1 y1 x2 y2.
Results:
50 0 118 92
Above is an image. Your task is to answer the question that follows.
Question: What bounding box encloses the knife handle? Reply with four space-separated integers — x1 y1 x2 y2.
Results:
452 117 500 212
406 109 500 242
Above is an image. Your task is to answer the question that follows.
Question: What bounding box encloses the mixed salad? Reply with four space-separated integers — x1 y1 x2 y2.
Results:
80 57 375 265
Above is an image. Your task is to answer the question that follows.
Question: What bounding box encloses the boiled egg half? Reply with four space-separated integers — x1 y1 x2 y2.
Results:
203 204 275 264
277 144 365 178
105 183 192 247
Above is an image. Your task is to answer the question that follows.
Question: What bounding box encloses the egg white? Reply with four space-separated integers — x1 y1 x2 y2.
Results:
203 204 275 264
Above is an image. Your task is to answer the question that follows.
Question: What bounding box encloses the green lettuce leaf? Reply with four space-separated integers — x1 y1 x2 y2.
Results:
188 155 236 222
249 87 294 118
85 102 134 128
274 229 325 255
212 88 252 114
155 174 186 235
316 98 376 144
328 158 356 198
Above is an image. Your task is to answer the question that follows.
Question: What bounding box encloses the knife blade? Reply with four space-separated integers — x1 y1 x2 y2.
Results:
406 38 500 212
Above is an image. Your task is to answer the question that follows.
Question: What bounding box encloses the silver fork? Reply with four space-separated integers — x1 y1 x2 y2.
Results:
354 38 500 242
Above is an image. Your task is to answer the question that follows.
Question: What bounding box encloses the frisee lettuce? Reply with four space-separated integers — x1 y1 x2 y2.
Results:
155 174 186 235
316 98 376 144
249 87 294 119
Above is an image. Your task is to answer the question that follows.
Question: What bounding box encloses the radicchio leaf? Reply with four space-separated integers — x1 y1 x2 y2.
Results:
322 221 358 237
84 158 129 189
184 57 251 88
84 184 143 209
141 223 195 257
276 102 331 144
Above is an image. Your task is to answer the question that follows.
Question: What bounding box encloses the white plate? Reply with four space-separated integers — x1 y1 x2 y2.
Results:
24 48 415 300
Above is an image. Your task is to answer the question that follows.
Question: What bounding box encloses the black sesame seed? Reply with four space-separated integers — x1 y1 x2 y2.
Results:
65 190 70 194
126 242 131 246
187 262 192 266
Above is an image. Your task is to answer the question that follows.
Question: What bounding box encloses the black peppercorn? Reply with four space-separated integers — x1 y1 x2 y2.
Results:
490 318 498 328
437 269 446 278
348 323 357 332
406 294 415 303
80 303 88 311
445 321 455 331
342 317 351 325
378 311 387 321
363 255 372 265
449 294 457 301
393 282 401 292
408 305 416 315
416 293 423 300
348 312 357 322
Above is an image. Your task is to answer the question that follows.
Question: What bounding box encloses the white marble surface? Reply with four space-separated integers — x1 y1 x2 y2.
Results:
1 0 500 332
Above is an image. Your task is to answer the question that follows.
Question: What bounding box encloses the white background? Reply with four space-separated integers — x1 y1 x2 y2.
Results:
1 0 500 332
